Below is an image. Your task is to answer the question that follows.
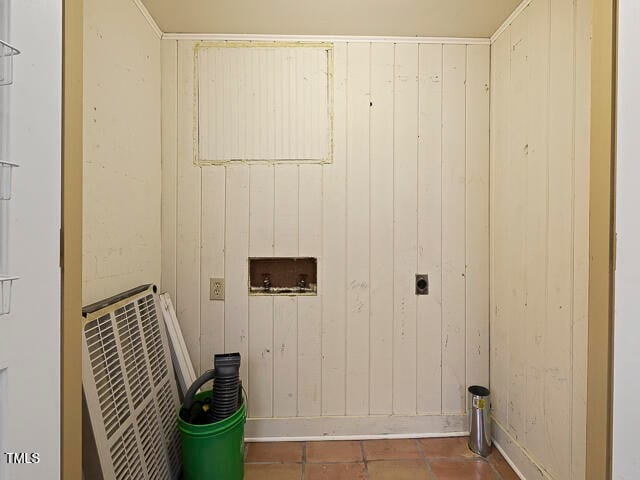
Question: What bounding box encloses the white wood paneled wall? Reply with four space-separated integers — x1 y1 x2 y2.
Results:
490 0 591 478
83 0 162 305
196 45 331 163
162 39 490 435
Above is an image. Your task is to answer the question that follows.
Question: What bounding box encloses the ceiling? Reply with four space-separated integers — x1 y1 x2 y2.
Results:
141 0 522 38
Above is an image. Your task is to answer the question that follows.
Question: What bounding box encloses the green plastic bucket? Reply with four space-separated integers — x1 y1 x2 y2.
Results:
178 390 246 480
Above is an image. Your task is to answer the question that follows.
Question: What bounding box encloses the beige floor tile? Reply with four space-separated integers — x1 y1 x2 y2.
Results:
367 459 434 480
419 436 477 459
304 462 367 480
430 459 498 480
244 463 302 480
245 441 304 463
242 437 519 480
306 440 363 463
363 439 422 460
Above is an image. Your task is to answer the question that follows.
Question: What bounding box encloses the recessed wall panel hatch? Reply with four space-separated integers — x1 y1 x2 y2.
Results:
82 284 182 480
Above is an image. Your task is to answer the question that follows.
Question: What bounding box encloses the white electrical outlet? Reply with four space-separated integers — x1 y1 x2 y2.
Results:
210 278 225 301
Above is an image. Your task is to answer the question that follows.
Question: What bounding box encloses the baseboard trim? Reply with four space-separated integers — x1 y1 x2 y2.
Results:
493 439 528 480
492 419 552 480
245 414 467 441
247 431 469 443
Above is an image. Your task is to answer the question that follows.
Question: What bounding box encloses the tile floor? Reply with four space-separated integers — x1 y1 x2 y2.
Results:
244 436 519 479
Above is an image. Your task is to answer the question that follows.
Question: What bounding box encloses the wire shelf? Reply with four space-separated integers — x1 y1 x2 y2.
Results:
0 275 17 315
0 161 17 200
0 40 19 87
0 0 17 316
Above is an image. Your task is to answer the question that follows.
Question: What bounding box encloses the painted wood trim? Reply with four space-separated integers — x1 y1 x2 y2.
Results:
571 1 592 478
162 33 491 44
176 40 203 373
160 39 178 301
490 0 532 44
132 0 163 39
493 419 551 480
245 414 467 439
586 0 616 478
493 443 527 480
248 432 468 442
62 0 83 477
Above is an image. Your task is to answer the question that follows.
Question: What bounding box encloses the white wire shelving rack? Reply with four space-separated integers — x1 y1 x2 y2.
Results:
0 0 20 314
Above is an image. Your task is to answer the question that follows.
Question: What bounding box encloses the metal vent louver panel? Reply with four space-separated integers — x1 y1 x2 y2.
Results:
83 285 181 479
110 424 144 480
138 294 168 386
86 314 130 439
157 379 182 478
137 399 170 480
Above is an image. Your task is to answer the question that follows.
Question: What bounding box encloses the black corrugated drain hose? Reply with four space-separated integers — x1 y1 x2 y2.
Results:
211 353 241 421
180 353 242 424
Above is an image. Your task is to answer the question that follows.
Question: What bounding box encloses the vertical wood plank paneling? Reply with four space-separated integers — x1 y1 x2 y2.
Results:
272 295 298 417
273 164 299 417
198 46 210 166
465 44 490 392
225 165 250 385
523 0 550 466
160 40 178 301
230 51 241 158
266 49 277 160
176 40 202 373
274 48 285 159
506 11 528 439
222 48 233 159
289 48 299 159
393 43 419 415
369 42 395 416
490 32 510 426
248 164 275 418
249 166 275 254
200 167 226 372
182 39 492 430
248 296 273 417
441 44 467 414
256 50 266 156
546 1 575 477
312 48 326 159
321 42 348 416
490 2 590 478
212 48 224 161
572 1 592 478
416 43 443 415
346 42 371 415
298 164 323 417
